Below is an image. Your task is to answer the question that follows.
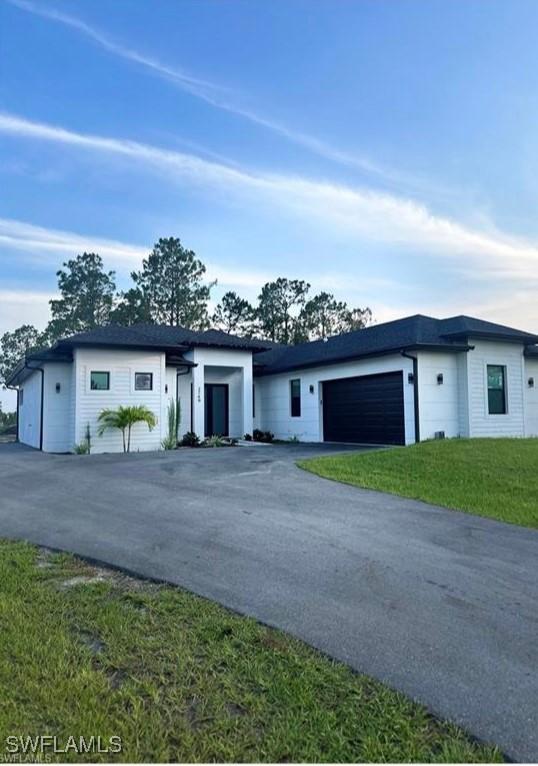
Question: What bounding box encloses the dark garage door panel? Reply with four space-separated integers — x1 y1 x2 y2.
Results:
323 371 405 445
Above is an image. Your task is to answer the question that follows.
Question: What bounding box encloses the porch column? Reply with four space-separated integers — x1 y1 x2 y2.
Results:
191 362 205 438
242 364 253 437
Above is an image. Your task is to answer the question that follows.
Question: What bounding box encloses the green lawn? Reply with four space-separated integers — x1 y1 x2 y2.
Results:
299 438 538 528
0 541 501 763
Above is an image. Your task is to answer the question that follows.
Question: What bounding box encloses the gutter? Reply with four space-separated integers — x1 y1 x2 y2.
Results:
401 351 420 444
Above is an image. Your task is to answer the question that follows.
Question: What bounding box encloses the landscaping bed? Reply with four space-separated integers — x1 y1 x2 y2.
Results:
298 438 538 528
0 540 501 762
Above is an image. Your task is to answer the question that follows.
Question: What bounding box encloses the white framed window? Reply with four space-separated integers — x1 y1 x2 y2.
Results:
135 372 153 391
290 378 301 417
90 371 110 391
487 365 507 415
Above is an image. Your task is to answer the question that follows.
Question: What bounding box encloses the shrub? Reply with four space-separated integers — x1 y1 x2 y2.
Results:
253 428 274 443
243 433 252 441
73 423 92 454
162 399 181 450
204 435 227 448
181 431 200 447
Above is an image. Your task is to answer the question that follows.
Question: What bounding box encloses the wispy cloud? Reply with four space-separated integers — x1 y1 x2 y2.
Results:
2 112 537 277
5 0 223 96
5 0 424 187
0 216 276 291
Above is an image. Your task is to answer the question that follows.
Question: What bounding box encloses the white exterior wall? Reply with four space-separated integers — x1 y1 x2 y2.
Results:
416 352 461 440
42 363 73 452
466 340 526 438
73 348 165 453
524 358 538 436
18 369 41 449
255 354 416 443
164 367 193 438
456 353 470 437
190 347 253 438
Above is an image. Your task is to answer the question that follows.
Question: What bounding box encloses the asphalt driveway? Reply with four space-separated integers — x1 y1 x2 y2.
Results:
0 442 537 761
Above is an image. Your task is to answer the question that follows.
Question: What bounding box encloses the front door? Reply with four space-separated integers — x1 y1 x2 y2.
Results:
204 384 229 437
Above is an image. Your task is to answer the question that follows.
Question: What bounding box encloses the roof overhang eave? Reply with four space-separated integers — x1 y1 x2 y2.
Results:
254 342 472 377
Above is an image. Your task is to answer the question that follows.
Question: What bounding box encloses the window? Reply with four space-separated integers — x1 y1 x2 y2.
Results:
19 389 24 406
290 378 301 417
135 372 153 391
487 365 506 414
252 384 255 417
90 371 110 391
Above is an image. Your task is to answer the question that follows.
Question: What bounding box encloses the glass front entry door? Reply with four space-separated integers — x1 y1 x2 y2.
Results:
204 384 229 437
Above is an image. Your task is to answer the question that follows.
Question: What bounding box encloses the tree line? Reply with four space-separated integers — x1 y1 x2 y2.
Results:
0 237 371 387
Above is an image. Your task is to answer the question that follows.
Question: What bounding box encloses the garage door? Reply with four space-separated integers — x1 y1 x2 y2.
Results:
323 371 405 445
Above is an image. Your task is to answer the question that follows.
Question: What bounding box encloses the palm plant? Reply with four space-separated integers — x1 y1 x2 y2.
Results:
97 405 157 453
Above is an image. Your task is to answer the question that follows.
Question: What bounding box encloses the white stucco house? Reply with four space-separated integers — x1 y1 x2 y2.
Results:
6 314 538 453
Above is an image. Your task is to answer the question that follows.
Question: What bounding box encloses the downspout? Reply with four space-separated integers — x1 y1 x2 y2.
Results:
401 350 420 444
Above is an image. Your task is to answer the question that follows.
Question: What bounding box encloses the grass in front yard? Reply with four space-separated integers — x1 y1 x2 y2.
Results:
298 438 538 528
0 541 501 763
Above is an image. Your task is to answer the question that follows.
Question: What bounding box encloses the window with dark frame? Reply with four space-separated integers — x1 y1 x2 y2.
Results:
135 372 153 391
90 371 110 391
19 389 24 406
487 365 506 414
290 378 301 417
252 383 255 417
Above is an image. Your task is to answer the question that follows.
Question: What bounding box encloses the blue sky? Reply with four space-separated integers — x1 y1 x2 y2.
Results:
2 0 538 406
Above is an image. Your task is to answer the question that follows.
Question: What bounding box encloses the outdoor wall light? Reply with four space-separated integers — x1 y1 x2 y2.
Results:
165 383 168 394
309 384 315 394
437 373 444 385
408 372 414 384
55 382 61 393
529 377 535 388
197 387 201 402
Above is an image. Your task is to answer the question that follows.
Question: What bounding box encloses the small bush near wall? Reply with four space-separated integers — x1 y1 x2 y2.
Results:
204 435 228 448
181 431 200 447
253 429 274 443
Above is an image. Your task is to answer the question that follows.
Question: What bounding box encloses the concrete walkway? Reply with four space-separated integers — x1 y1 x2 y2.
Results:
0 442 537 761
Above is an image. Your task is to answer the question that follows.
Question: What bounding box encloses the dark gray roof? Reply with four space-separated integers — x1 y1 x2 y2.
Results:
54 323 273 353
6 347 73 386
5 323 274 386
7 315 537 386
255 314 538 376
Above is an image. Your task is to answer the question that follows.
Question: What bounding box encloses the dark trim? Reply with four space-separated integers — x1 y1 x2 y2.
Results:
442 331 538 345
255 342 473 377
401 351 420 444
57 340 190 353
